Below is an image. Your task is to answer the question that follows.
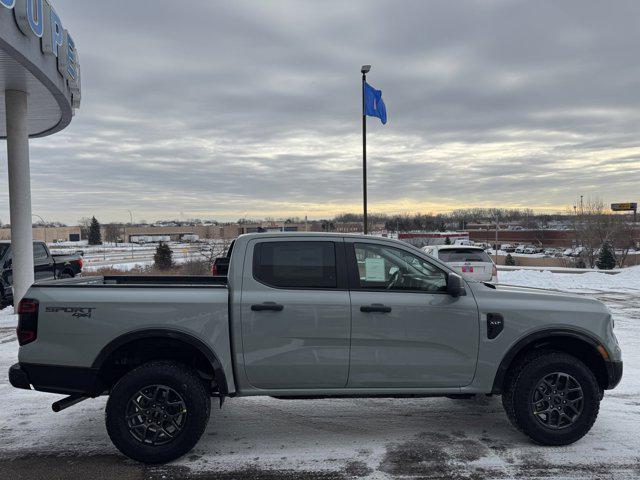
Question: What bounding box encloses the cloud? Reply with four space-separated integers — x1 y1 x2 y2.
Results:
1 0 639 224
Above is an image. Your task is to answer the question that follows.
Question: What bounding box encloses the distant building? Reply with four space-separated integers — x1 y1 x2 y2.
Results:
398 231 469 248
468 229 574 248
115 220 324 242
0 226 82 243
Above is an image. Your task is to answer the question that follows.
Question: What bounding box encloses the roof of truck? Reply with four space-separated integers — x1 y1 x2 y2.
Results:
239 232 393 241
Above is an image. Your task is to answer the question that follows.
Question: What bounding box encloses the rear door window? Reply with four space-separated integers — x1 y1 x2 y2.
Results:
253 241 337 289
438 249 492 263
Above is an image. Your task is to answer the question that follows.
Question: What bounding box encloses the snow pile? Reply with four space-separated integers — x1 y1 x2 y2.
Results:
500 265 640 293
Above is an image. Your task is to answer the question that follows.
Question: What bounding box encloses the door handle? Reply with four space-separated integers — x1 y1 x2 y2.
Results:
251 302 284 312
360 304 392 313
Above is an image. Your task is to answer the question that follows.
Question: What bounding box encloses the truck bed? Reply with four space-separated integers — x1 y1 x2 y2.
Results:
20 274 234 394
34 275 228 287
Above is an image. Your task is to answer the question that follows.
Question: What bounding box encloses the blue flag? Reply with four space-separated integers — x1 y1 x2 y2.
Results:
364 82 387 125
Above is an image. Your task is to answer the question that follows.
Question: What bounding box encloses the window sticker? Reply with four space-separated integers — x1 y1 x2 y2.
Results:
364 258 386 281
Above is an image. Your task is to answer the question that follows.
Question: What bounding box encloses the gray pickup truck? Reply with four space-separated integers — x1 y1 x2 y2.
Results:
9 233 622 464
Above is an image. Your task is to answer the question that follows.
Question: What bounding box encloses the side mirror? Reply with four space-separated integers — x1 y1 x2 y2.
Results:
447 272 466 297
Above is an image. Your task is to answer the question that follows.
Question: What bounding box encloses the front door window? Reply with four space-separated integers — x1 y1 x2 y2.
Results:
354 243 447 293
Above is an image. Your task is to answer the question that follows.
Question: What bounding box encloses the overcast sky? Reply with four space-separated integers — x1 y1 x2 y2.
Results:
1 0 639 225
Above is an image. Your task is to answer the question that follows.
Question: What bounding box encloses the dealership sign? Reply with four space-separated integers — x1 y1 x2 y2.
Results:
611 203 638 212
1 0 80 107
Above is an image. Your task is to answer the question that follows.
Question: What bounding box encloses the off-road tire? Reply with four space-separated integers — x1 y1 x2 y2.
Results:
105 360 211 464
502 351 600 445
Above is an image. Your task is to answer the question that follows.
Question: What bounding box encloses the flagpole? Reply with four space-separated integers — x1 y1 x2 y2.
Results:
361 65 371 235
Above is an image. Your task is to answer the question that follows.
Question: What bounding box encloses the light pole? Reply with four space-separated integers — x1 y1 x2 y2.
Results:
361 64 371 235
32 214 47 244
494 215 500 265
127 210 134 258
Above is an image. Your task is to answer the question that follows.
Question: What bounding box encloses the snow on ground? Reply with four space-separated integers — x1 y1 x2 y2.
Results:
1 270 639 479
0 305 14 325
82 254 202 273
500 265 640 293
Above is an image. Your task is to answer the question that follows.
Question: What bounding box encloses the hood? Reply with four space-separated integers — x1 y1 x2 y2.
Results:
468 281 609 315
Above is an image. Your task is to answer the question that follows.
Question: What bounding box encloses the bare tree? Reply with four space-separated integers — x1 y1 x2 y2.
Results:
78 217 92 240
610 216 637 268
104 224 121 244
197 239 232 267
569 198 623 268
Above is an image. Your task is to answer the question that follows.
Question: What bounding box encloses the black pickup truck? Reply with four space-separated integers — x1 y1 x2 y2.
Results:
0 241 83 307
210 240 234 276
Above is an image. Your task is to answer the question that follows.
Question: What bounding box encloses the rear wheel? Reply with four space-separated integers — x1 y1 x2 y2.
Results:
105 361 211 464
502 351 600 445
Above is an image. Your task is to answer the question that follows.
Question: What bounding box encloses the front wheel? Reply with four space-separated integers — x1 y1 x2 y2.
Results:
502 351 600 445
105 361 211 464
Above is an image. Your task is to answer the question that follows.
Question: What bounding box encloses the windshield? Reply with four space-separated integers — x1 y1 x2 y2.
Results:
438 248 492 263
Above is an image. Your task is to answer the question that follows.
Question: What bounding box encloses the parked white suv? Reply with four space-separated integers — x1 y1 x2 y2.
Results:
514 245 527 254
422 245 498 282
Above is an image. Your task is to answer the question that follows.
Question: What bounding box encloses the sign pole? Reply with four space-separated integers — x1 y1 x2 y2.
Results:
362 70 368 235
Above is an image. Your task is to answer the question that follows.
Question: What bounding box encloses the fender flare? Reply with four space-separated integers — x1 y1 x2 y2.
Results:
491 328 606 394
92 328 228 394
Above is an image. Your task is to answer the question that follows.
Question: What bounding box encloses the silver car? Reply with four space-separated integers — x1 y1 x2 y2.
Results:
423 244 498 282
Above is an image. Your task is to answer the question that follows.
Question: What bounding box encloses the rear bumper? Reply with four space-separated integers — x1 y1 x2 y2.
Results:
8 362 102 396
9 363 31 390
605 360 623 390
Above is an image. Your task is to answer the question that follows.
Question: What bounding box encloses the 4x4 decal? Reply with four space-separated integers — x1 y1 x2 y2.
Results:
45 307 96 318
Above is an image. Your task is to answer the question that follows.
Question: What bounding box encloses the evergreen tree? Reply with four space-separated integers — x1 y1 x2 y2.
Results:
596 243 616 270
444 237 451 245
88 216 102 245
154 242 173 270
505 253 516 266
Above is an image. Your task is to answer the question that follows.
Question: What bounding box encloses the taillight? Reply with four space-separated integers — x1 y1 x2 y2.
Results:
492 265 498 278
78 258 83 269
17 298 39 346
211 264 218 276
